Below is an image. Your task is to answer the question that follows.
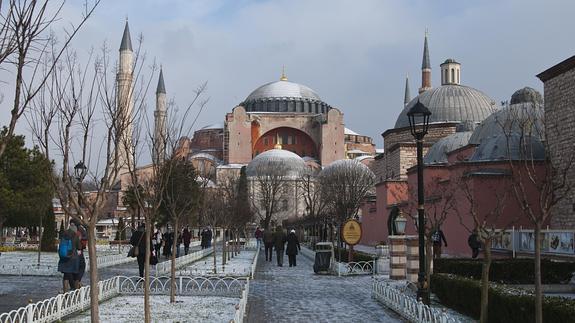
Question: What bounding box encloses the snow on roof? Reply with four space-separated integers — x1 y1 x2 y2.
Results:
347 149 369 154
375 148 384 154
344 127 359 135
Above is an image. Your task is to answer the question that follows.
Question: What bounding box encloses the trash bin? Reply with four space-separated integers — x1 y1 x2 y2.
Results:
313 242 334 274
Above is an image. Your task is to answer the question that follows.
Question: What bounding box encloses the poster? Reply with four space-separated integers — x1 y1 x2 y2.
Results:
548 232 575 254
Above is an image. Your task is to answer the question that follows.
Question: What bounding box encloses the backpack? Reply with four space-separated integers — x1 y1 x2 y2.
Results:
431 231 441 243
59 236 74 259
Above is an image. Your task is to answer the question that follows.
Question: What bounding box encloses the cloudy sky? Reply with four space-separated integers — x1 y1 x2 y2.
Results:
4 0 575 151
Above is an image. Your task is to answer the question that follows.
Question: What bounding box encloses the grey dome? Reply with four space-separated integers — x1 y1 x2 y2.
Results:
241 80 332 114
470 133 545 162
246 149 306 178
320 159 375 180
510 87 543 105
424 132 473 165
469 99 544 145
395 85 498 129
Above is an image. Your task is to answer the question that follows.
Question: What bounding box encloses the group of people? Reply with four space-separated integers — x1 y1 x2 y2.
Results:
57 219 87 292
256 226 300 267
200 228 213 249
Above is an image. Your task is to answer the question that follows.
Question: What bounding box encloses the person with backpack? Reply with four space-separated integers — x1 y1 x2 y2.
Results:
72 219 88 289
130 223 147 277
431 227 448 259
263 228 274 262
468 229 481 259
58 221 82 292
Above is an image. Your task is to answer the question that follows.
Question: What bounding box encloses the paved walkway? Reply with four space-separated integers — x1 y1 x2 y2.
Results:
246 251 403 323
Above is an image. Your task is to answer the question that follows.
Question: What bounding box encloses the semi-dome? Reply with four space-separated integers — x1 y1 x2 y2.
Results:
424 131 473 165
469 88 544 145
241 78 332 114
246 149 306 178
470 133 545 162
320 159 375 181
395 85 498 129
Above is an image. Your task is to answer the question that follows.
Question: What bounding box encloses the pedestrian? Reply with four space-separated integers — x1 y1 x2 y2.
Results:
152 226 162 256
162 228 173 258
73 219 88 289
254 227 263 250
182 226 192 255
263 228 274 262
431 227 448 259
273 226 287 267
57 221 82 292
130 223 147 277
286 229 301 267
200 228 207 249
175 231 182 258
468 229 481 259
206 228 213 248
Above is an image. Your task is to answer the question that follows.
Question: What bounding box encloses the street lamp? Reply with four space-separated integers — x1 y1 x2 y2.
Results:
394 211 407 235
74 161 88 209
407 99 431 305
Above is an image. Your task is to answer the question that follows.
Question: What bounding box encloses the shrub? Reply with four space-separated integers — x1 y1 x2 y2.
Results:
431 273 575 323
333 247 373 262
434 258 575 284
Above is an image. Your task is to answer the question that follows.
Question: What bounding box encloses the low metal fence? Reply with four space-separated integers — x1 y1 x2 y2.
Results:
0 275 250 323
371 279 461 323
154 248 213 275
333 260 375 276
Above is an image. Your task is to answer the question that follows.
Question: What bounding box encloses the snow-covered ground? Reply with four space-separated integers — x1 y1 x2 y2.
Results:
65 295 238 323
179 250 256 276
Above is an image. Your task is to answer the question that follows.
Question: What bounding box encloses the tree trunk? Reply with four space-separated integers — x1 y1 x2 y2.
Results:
212 231 217 274
480 238 492 323
87 222 100 323
222 229 227 267
534 223 543 323
170 218 178 303
144 217 151 323
425 239 432 290
37 217 43 266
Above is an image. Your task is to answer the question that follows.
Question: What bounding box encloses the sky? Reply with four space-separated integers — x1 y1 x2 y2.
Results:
3 0 575 153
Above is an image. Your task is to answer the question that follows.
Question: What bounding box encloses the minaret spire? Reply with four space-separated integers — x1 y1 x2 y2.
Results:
120 20 132 52
280 65 288 81
419 29 432 94
154 67 167 163
404 74 411 106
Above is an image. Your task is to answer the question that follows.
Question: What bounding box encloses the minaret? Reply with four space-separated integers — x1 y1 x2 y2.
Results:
418 30 432 94
404 74 411 106
154 68 167 163
116 20 134 175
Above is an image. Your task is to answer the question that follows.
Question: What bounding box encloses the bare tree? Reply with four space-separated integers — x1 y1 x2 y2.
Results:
202 186 224 274
500 102 574 323
1 0 100 158
248 161 292 230
319 160 375 260
298 168 330 242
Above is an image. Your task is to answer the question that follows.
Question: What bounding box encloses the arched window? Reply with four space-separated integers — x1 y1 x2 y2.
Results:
451 68 455 83
457 69 460 84
444 69 448 84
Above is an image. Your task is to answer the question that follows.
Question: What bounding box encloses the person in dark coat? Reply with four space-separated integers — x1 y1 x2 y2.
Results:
431 227 447 259
182 227 192 255
286 229 301 267
263 228 274 262
58 222 82 292
162 229 173 258
72 220 88 289
273 226 287 266
206 229 213 248
130 223 147 277
468 229 481 259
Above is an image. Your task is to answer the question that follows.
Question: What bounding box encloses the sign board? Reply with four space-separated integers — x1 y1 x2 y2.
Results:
342 219 362 245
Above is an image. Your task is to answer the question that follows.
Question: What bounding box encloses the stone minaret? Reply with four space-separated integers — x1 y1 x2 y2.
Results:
154 68 167 163
116 20 134 175
404 74 411 106
418 31 432 94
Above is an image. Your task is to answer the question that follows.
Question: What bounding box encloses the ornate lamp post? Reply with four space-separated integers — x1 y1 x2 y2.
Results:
407 99 431 304
394 211 408 235
73 161 88 213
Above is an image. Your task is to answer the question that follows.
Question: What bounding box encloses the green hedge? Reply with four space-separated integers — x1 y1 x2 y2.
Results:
431 273 575 323
333 247 373 263
434 258 575 284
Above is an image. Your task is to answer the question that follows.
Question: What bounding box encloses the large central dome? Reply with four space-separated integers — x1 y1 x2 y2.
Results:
395 85 498 129
241 78 332 114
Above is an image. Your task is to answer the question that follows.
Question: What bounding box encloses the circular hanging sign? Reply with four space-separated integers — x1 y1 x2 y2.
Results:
342 219 362 245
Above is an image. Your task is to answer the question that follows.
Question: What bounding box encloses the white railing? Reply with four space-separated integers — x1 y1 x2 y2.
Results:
371 279 461 323
87 253 136 271
233 278 250 323
333 260 375 276
250 247 259 279
0 275 249 323
154 248 213 275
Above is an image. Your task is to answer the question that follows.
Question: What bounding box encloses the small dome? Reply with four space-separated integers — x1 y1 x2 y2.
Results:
469 89 544 145
470 133 545 162
510 87 543 105
395 85 498 129
244 80 321 102
424 132 473 165
246 149 306 178
320 159 375 182
441 58 459 65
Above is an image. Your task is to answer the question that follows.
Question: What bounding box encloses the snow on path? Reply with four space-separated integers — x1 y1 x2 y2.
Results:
246 251 404 323
65 295 238 323
180 250 256 276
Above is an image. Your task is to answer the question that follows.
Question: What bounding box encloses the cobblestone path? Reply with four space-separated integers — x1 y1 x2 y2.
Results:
246 250 403 323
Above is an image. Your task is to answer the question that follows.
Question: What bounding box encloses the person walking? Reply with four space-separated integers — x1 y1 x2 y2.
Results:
200 228 208 249
273 226 287 267
263 228 274 262
286 229 301 267
152 227 162 256
182 227 192 255
73 220 88 289
206 228 213 248
468 229 481 259
254 227 263 250
130 223 147 277
431 227 448 259
58 221 82 292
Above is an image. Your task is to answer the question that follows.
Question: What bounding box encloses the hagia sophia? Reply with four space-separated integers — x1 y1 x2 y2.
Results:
95 21 574 256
